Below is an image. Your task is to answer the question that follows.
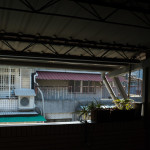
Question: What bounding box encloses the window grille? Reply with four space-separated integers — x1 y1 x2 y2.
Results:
0 68 16 98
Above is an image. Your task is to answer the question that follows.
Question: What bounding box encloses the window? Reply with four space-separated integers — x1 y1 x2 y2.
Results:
0 68 16 98
68 80 81 93
83 81 96 93
68 80 96 94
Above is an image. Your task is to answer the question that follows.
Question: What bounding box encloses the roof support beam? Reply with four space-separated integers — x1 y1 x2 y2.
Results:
0 50 140 65
109 63 142 77
0 32 148 53
0 60 115 72
113 77 128 99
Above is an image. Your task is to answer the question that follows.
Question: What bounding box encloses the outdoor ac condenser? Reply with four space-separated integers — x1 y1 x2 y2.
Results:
18 96 35 111
14 89 36 111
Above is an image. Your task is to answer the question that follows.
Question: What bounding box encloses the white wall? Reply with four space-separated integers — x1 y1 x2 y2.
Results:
21 69 31 89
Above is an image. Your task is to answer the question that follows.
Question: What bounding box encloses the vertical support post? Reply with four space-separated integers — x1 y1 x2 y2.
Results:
100 84 102 99
128 64 132 99
30 69 31 89
142 67 150 120
142 66 150 149
9 67 11 99
80 81 83 93
20 68 21 89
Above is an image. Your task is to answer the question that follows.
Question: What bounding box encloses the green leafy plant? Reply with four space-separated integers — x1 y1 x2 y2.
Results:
78 99 103 121
95 99 103 108
87 99 103 111
79 105 89 121
112 98 134 110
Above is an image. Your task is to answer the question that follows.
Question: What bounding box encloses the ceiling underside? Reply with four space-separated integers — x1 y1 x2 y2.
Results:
0 0 150 71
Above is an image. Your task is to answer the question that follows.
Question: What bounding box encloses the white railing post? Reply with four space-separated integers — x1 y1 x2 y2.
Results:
9 67 11 99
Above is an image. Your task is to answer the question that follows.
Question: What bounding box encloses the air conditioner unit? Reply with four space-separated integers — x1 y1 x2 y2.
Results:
14 89 36 111
18 96 35 111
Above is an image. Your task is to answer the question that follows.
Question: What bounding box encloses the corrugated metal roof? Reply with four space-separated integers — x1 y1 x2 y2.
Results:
36 71 101 81
14 89 36 96
36 71 127 82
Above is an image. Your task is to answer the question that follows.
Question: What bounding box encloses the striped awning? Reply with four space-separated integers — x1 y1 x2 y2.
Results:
36 71 101 81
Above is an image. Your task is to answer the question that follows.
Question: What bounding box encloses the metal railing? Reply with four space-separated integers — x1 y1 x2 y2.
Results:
35 85 142 101
35 86 99 101
0 98 18 111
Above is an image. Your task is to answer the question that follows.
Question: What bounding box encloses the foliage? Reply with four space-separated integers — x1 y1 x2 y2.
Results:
78 105 89 121
112 98 134 110
78 99 103 121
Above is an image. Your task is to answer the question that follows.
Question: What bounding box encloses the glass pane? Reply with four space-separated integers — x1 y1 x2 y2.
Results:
68 80 74 92
75 81 80 92
89 81 95 93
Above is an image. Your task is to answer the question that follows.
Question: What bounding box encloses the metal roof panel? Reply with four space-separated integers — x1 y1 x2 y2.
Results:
14 89 36 96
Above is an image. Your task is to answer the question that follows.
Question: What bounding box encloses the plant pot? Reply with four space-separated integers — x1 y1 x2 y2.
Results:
91 108 110 123
133 102 142 119
110 109 135 121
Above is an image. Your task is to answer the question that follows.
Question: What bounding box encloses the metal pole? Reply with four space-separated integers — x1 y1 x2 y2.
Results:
9 67 11 99
20 68 21 89
128 64 132 99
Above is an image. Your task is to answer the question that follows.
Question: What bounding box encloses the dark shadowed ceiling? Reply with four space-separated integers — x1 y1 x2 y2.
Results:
0 0 150 71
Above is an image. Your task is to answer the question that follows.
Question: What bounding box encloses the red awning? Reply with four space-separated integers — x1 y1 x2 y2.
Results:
36 71 127 82
36 71 101 81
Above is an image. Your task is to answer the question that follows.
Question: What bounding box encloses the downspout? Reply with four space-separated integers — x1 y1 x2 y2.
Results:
102 73 117 100
34 73 45 117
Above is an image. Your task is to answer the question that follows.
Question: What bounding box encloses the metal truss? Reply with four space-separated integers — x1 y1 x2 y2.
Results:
0 50 140 65
75 0 150 14
0 0 150 29
0 31 148 65
0 31 148 53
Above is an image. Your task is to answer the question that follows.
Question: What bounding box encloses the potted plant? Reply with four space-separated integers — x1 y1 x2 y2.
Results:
111 98 135 121
133 101 143 119
78 105 89 123
89 100 110 123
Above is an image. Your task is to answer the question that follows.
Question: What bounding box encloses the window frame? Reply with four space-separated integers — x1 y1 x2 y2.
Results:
68 80 96 94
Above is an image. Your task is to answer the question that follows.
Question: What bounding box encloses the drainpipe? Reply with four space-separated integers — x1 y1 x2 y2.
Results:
102 73 117 100
34 73 45 117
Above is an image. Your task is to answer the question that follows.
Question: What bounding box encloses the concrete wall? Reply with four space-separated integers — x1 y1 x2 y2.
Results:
0 121 147 150
36 99 115 114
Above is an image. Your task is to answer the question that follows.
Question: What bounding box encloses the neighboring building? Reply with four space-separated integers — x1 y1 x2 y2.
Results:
34 71 127 121
0 67 45 122
122 71 143 96
0 67 142 122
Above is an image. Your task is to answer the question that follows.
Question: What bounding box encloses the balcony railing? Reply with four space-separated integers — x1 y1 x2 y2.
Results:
35 85 142 101
0 98 18 111
35 86 99 101
35 86 121 101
